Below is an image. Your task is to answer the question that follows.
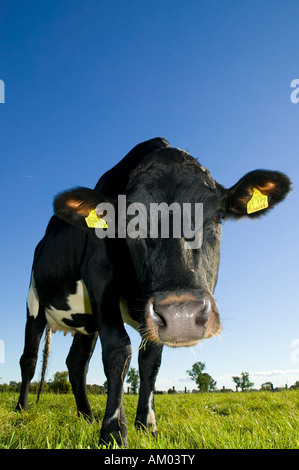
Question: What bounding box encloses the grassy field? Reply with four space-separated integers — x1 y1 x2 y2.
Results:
0 390 299 449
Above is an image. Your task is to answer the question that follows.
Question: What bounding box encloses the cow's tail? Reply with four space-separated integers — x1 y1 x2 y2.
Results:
36 325 52 404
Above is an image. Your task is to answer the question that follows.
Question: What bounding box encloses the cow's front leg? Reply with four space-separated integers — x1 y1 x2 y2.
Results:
99 324 132 447
135 341 163 437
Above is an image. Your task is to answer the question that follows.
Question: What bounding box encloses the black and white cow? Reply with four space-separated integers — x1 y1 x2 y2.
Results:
17 138 291 446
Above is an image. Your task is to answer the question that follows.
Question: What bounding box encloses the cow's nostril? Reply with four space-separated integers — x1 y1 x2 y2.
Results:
195 298 211 325
152 305 167 327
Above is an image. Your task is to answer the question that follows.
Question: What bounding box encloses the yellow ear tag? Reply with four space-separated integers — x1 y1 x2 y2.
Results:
85 209 108 229
247 188 269 214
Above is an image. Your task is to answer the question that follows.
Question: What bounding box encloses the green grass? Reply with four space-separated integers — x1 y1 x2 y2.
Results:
1 391 299 449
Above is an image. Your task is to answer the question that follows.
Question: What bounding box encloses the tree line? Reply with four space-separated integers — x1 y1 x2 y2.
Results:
1 363 299 394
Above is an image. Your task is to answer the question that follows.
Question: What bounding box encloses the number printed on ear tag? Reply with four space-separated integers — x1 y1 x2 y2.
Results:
247 188 269 214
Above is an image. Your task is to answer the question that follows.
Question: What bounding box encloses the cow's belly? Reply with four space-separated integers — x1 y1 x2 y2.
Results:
27 274 140 335
119 297 140 331
44 279 94 335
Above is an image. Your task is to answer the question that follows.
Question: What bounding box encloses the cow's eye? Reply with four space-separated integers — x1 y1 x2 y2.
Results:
213 209 226 223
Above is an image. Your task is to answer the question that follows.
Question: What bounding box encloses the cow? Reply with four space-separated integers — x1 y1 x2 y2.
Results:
16 137 291 446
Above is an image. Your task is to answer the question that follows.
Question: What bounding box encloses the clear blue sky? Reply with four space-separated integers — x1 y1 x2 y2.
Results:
0 0 299 391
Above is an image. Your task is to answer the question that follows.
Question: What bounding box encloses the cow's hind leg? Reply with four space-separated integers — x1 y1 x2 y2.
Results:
135 341 163 437
16 306 46 412
66 332 98 420
99 324 132 447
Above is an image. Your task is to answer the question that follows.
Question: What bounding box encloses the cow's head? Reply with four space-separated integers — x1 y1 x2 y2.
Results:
54 141 291 348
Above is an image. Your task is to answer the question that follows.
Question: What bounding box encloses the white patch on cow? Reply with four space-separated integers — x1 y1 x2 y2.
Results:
27 272 40 318
147 392 157 432
27 276 140 336
120 297 140 331
108 407 120 423
45 279 93 335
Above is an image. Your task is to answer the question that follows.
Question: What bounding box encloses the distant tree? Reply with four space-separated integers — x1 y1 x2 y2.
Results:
0 383 11 392
232 372 254 392
9 381 18 390
49 371 71 394
187 361 205 383
187 362 217 392
220 387 234 393
260 382 274 391
240 372 254 391
290 381 299 390
232 376 242 392
87 384 106 394
126 368 140 394
29 381 46 394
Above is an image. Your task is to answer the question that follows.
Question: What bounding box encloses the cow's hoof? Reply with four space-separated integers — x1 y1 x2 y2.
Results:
135 420 158 438
77 410 94 423
15 403 27 413
99 431 127 448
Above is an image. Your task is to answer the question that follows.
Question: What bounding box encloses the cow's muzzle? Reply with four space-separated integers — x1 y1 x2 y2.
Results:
144 292 221 347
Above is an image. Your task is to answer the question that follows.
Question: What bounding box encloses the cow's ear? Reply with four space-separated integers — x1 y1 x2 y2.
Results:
53 187 111 229
224 170 291 219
